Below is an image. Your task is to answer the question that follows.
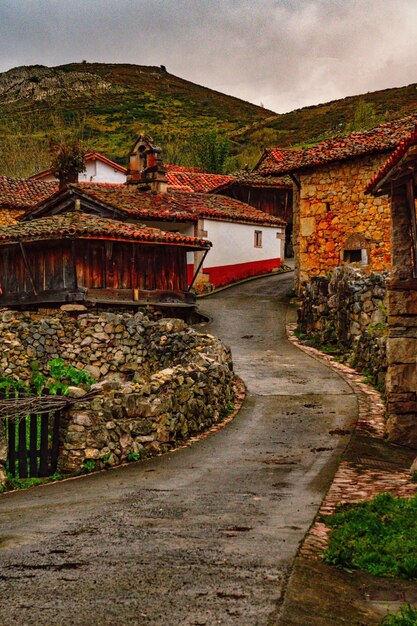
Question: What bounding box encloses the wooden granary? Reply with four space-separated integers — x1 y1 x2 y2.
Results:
0 210 210 309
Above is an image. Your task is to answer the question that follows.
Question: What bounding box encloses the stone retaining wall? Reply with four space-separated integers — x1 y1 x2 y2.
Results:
0 308 234 481
298 266 388 387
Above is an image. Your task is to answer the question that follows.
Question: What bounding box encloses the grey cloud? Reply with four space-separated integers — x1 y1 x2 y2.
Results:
0 0 417 113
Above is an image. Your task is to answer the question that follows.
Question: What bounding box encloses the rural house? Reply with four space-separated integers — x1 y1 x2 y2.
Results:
256 115 417 290
24 135 285 290
367 127 417 448
30 151 128 184
210 171 293 257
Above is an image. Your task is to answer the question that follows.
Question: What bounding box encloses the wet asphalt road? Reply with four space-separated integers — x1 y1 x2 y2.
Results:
0 273 356 626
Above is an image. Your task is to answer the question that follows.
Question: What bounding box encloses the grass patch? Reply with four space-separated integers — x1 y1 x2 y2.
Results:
381 604 417 625
323 493 417 580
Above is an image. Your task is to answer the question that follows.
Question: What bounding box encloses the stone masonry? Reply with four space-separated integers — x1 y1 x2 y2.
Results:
298 266 388 388
0 308 234 479
294 153 391 291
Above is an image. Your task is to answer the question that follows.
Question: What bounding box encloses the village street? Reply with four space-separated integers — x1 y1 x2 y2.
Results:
0 272 356 626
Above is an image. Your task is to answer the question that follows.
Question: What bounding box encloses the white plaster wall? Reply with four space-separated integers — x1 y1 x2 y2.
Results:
203 219 283 267
36 161 126 183
79 160 126 183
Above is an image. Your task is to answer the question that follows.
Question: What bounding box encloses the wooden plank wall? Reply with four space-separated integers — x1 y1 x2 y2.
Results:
0 239 188 299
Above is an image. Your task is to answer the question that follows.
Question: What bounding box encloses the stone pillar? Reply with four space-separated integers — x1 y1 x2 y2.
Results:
386 184 417 447
292 182 302 293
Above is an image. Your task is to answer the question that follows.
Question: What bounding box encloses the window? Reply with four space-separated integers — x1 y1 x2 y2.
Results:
254 230 263 248
325 202 331 213
343 234 369 266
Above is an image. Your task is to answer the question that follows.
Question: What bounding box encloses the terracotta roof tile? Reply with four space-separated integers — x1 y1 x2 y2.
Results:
0 212 210 249
166 170 233 193
258 115 417 175
0 177 57 210
211 171 292 192
366 125 417 193
29 184 286 227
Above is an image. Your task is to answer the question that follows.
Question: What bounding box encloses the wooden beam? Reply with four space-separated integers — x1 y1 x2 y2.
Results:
19 242 38 295
289 173 301 190
406 178 417 278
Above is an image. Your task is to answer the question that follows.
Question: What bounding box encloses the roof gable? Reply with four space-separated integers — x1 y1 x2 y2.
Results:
367 126 417 194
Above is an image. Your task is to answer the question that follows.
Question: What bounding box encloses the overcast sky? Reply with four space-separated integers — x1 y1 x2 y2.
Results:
1 0 417 113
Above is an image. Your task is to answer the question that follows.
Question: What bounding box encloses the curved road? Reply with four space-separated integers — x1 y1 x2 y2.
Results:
0 273 356 625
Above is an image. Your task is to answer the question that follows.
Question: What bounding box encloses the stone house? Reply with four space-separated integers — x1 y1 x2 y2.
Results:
256 115 417 291
367 127 417 448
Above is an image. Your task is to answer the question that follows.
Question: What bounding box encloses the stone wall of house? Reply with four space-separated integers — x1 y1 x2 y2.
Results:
298 266 388 387
385 185 417 448
0 308 234 480
294 153 392 291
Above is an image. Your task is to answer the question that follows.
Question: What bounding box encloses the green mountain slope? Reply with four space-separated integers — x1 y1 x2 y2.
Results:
0 62 272 175
1 62 417 177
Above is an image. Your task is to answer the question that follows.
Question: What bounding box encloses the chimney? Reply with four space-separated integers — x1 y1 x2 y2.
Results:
126 134 168 193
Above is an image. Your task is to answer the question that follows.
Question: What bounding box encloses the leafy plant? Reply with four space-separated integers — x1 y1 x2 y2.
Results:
126 451 141 462
381 603 417 625
101 452 111 463
48 358 95 386
83 459 96 473
323 493 417 579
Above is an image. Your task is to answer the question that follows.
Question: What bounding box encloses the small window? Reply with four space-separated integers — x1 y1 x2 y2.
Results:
343 249 368 265
343 249 362 263
325 202 331 213
254 230 263 248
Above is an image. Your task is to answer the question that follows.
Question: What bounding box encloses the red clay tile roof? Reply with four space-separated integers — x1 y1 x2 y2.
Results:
257 115 417 175
366 125 417 193
0 177 57 211
28 184 286 227
165 165 202 173
211 171 292 193
0 211 210 249
166 170 233 193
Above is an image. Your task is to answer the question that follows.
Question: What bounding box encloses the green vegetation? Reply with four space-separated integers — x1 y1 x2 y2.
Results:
381 604 417 625
3 62 417 176
323 493 417 580
0 472 69 493
82 459 96 473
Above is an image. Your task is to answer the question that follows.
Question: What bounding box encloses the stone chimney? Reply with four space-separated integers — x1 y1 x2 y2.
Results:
126 134 168 193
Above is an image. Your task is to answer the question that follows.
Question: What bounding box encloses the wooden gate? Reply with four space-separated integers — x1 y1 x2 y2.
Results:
7 411 61 478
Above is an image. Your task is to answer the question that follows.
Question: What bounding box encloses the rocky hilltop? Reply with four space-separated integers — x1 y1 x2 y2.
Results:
0 65 114 103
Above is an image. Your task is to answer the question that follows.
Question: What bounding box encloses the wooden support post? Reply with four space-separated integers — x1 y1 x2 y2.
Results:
188 249 209 291
19 242 38 295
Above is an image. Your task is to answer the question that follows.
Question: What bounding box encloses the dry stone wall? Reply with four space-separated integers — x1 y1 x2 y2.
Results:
294 154 391 290
0 308 234 479
298 266 388 388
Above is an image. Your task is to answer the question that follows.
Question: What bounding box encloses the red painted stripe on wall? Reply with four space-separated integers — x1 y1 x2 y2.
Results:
203 258 281 288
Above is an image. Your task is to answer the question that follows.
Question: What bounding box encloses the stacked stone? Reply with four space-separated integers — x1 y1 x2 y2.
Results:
298 266 388 386
0 308 234 478
295 154 391 289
